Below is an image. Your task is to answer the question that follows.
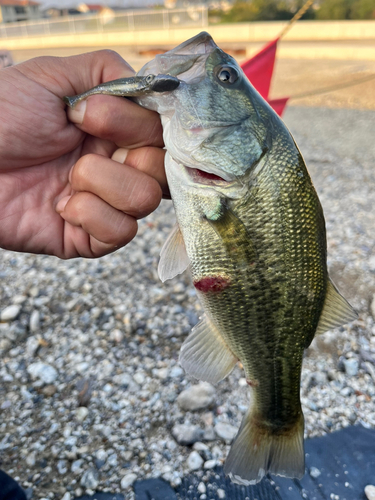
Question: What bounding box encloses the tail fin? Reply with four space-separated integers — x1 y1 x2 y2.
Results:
224 409 305 485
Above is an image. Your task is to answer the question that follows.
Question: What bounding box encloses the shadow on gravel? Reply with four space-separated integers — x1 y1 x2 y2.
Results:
69 425 375 500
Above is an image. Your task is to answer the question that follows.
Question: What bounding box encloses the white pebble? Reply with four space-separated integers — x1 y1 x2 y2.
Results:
177 382 216 411
187 451 203 471
365 485 375 500
61 493 71 500
204 459 217 469
197 482 206 494
27 362 58 384
214 422 238 442
75 407 89 422
133 372 145 385
217 489 226 499
309 466 321 478
121 472 137 489
0 305 21 322
29 310 40 332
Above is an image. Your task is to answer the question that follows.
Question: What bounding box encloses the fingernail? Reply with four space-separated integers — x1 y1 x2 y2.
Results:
67 100 87 125
56 195 71 214
112 148 129 164
68 165 74 184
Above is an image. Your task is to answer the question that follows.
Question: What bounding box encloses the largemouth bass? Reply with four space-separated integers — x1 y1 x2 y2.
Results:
64 32 357 485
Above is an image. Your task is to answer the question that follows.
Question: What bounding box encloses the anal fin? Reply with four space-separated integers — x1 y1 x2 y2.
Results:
179 314 238 384
158 223 190 282
315 278 358 337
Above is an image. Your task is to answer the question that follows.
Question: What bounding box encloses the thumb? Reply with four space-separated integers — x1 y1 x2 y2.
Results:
16 49 134 99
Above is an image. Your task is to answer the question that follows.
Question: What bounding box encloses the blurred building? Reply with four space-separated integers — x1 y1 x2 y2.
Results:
0 0 41 22
44 3 115 18
164 0 232 9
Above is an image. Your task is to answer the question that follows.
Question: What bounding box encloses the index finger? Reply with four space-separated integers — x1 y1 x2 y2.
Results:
68 94 164 149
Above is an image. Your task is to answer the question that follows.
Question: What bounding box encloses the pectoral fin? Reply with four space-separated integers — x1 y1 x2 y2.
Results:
179 314 238 384
158 223 190 282
315 279 357 337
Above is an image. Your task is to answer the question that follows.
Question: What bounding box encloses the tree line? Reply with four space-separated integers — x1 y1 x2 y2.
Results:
210 0 375 22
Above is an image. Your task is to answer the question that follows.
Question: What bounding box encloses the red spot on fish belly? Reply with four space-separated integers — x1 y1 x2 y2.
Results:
193 276 230 293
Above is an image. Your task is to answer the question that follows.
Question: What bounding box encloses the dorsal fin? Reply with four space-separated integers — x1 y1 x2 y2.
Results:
315 279 357 336
158 223 190 282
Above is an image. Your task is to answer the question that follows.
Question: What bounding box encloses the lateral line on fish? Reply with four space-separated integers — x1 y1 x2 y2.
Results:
267 155 286 418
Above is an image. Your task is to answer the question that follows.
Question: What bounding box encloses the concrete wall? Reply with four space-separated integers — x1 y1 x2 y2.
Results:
1 20 374 53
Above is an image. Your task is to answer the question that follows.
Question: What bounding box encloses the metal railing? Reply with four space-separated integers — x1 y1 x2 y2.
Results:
0 6 208 39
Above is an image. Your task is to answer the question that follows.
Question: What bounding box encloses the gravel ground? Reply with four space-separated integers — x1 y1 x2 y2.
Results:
1 104 375 500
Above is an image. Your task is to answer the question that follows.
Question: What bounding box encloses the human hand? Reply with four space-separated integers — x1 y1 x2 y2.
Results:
0 50 167 259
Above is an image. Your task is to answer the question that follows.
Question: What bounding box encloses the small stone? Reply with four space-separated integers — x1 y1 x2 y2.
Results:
172 424 204 445
309 466 321 478
204 459 217 469
217 489 226 499
61 493 71 500
177 382 216 411
365 485 375 500
42 384 57 397
26 452 36 467
187 451 204 471
71 459 84 474
156 368 169 380
110 329 123 343
214 422 238 442
121 472 137 489
343 358 359 377
170 366 184 378
133 372 145 385
201 412 214 426
75 407 89 422
202 426 216 441
95 449 108 462
80 467 99 490
29 310 40 333
371 295 375 319
57 460 68 475
13 295 27 305
107 453 118 467
308 371 328 386
27 362 58 384
0 305 21 322
193 442 209 452
198 482 206 494
26 336 39 357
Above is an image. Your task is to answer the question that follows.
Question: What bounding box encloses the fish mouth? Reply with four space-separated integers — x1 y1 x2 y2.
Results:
185 166 231 185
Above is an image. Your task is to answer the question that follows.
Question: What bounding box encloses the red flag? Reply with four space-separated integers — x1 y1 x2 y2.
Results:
267 97 289 116
241 38 289 117
241 38 279 100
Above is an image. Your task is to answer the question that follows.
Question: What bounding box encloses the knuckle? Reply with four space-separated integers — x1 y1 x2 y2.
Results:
145 116 163 147
134 177 162 216
69 192 89 218
104 215 138 247
91 110 113 140
71 155 96 189
97 49 124 64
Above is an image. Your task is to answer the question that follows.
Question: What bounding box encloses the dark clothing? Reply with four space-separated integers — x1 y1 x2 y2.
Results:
0 470 26 500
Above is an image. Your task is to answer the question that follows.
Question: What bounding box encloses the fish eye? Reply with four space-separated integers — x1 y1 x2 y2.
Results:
216 66 239 85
